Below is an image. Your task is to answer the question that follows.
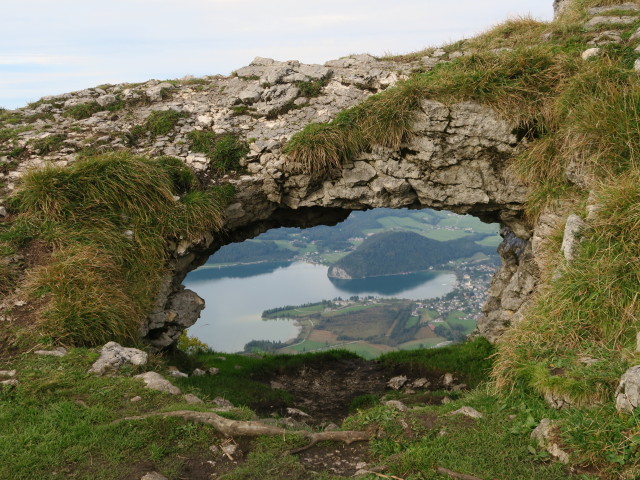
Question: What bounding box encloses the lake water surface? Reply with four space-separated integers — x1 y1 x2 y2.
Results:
184 260 456 352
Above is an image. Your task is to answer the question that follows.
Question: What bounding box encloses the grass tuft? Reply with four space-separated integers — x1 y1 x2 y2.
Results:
1 152 233 345
187 131 248 172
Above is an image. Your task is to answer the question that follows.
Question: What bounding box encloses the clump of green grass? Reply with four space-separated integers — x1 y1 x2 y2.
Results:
494 170 640 400
64 102 103 120
145 110 188 137
295 77 329 98
187 131 248 172
1 152 233 345
29 134 66 154
381 337 495 388
285 42 574 174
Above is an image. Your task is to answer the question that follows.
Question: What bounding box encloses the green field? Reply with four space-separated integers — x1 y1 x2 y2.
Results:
264 304 326 318
318 251 348 263
422 229 471 241
398 337 448 350
445 312 477 334
475 235 502 247
322 303 380 317
437 215 498 234
420 309 439 322
377 216 428 230
405 315 420 329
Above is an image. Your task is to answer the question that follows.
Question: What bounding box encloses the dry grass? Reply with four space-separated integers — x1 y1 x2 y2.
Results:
2 153 233 345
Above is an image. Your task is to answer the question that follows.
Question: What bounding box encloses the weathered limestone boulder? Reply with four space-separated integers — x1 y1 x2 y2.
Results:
89 341 148 375
561 214 587 262
134 371 182 395
615 365 640 413
387 376 408 390
531 419 570 463
1 49 552 348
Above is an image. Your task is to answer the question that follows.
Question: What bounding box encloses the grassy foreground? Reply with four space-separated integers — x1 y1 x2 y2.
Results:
0 340 590 480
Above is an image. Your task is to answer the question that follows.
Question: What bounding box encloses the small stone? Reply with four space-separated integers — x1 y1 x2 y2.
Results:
324 423 339 431
208 367 220 375
184 393 204 404
0 206 6 217
34 347 67 357
0 370 16 378
1 379 18 387
212 397 234 410
581 48 600 60
442 373 455 387
130 396 142 403
634 59 640 73
123 230 134 239
140 472 168 480
441 396 453 404
412 378 430 389
449 406 484 419
167 366 188 378
578 356 599 366
13 300 26 307
134 372 182 395
221 443 238 458
387 375 408 390
544 391 573 409
192 368 206 376
452 384 468 392
89 342 148 375
383 400 408 412
531 419 570 463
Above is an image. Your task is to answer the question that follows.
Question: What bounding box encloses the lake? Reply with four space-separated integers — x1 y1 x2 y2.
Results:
184 260 457 352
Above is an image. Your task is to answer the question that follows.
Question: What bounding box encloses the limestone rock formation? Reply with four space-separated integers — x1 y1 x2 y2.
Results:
0 45 566 347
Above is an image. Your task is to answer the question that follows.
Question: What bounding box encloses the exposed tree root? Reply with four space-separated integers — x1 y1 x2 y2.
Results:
114 410 371 453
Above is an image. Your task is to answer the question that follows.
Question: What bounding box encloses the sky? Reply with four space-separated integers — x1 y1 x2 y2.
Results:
1 1 553 109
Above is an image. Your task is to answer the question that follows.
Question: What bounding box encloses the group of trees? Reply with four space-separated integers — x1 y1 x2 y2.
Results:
329 231 495 279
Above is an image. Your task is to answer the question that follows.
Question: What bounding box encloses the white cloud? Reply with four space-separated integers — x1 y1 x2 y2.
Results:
0 0 553 108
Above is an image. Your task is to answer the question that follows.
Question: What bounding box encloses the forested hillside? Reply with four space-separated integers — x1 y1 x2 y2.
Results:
328 231 494 278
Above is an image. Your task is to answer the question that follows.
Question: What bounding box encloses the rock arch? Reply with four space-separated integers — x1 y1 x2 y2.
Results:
143 98 538 348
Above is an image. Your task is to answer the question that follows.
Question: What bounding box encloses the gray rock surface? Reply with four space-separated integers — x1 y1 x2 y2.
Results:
183 393 204 404
0 48 555 346
531 419 570 463
616 365 640 413
387 376 408 390
89 341 148 375
0 370 16 378
134 371 182 395
34 347 68 357
449 406 483 419
561 214 587 262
